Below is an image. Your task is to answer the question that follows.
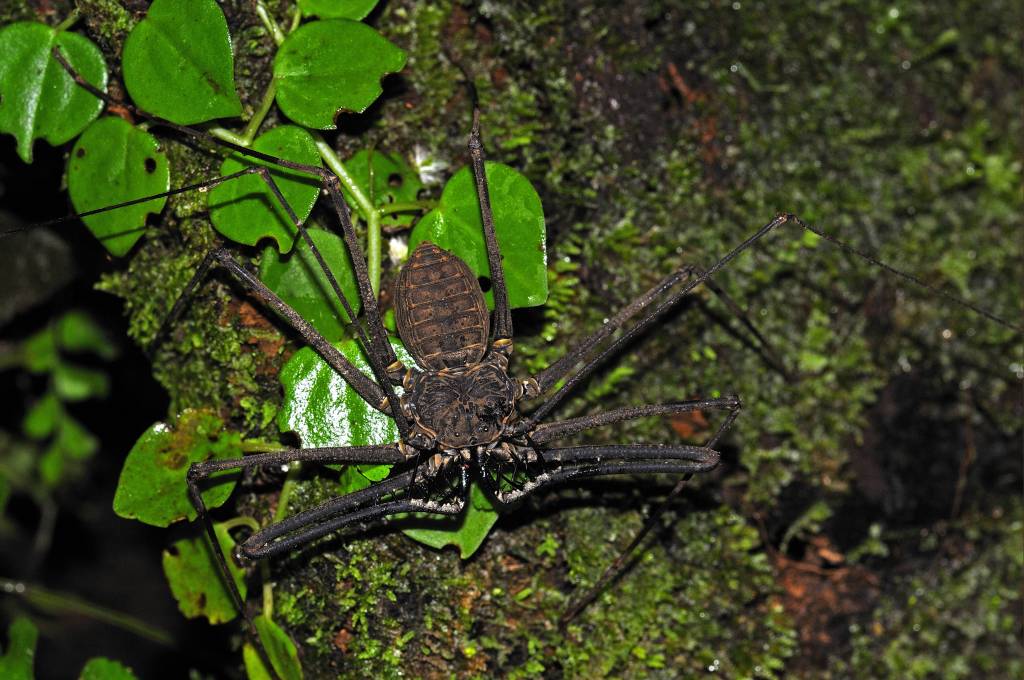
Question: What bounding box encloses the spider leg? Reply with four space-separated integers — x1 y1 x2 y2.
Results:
467 105 513 347
186 444 408 617
322 177 404 382
476 445 719 506
238 472 467 560
52 47 413 433
527 214 794 424
157 246 392 413
521 395 741 445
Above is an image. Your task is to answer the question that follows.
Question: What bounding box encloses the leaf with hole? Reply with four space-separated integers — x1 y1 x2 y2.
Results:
113 410 241 527
410 162 548 309
243 616 303 680
208 125 322 252
121 0 242 124
67 117 170 257
259 228 361 342
299 0 380 20
0 22 107 163
343 149 424 228
162 522 247 624
274 19 406 129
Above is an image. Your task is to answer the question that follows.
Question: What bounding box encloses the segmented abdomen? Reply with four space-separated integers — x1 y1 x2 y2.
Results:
394 241 489 370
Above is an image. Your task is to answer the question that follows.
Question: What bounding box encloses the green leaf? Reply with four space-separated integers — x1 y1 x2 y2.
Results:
208 125 322 252
23 326 57 373
53 363 109 401
23 392 60 440
113 410 241 527
259 228 361 342
279 337 412 448
56 311 117 360
162 522 246 624
278 337 500 555
67 117 170 257
243 616 303 680
0 617 37 680
410 162 548 309
274 20 406 129
0 22 107 163
39 416 99 487
299 0 379 20
122 0 242 124
279 337 412 491
402 484 499 558
343 149 424 228
79 657 139 680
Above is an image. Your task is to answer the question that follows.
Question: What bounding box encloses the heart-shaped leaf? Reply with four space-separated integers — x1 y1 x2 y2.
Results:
67 116 170 257
0 22 107 163
162 522 247 624
113 410 241 527
410 162 548 309
274 19 406 129
299 0 379 20
343 149 423 228
259 228 361 342
79 658 139 680
243 616 303 680
208 125 322 252
122 0 242 124
0 617 37 679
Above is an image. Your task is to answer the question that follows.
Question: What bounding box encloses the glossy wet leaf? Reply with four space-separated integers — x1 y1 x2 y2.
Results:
0 617 37 680
259 228 359 342
274 20 406 129
299 0 379 20
67 117 170 257
122 0 241 124
162 522 246 624
343 149 424 228
56 310 117 360
208 125 322 252
280 337 412 491
79 658 138 680
279 337 500 554
243 615 303 680
113 410 241 527
279 337 412 449
402 483 499 558
410 162 547 309
0 22 107 163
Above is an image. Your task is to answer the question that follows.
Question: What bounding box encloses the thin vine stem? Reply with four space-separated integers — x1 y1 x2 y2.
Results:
0 577 173 646
313 136 383 295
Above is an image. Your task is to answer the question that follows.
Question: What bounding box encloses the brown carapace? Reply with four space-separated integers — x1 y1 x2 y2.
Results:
395 241 518 450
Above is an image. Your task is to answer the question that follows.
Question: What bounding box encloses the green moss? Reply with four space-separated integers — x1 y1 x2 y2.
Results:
55 0 1023 676
838 502 1023 679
